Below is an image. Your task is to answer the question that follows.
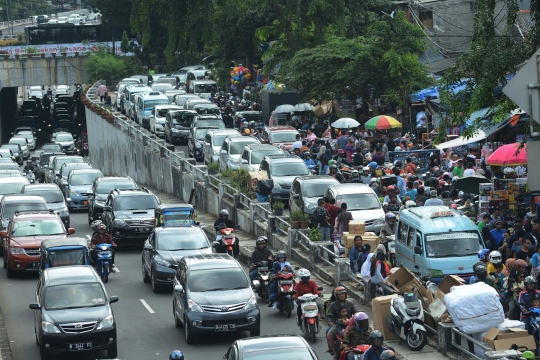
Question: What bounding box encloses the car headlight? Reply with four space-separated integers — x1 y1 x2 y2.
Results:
69 189 79 196
188 299 203 313
10 247 26 255
154 256 171 267
95 199 106 206
305 202 316 210
143 116 150 121
42 321 61 333
171 128 179 133
244 294 257 310
273 182 281 189
96 314 114 330
114 219 128 227
373 216 385 226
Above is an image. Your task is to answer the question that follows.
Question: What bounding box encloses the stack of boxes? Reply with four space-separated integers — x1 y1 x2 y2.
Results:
342 220 380 257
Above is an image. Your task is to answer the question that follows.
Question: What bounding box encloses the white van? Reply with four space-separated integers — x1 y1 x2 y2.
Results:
135 92 170 129
123 84 152 119
188 80 218 100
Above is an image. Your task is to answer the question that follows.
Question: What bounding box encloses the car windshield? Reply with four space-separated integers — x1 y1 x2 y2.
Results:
239 113 261 122
3 145 19 154
55 158 83 171
0 171 20 178
9 138 26 146
157 108 173 117
25 189 64 203
336 193 381 211
213 134 233 147
62 165 90 177
243 348 314 360
171 112 197 127
425 232 483 258
188 268 248 292
42 144 61 151
114 194 158 210
11 218 63 237
156 78 177 85
302 182 336 197
144 100 168 110
161 210 195 226
0 164 19 171
4 202 48 219
0 158 12 163
0 182 29 195
197 120 224 129
194 84 217 93
70 173 101 186
96 180 137 195
194 107 220 116
272 162 309 177
56 134 73 142
43 283 106 310
17 133 33 139
48 249 85 267
0 150 11 157
230 141 256 155
157 231 208 251
271 131 298 143
195 129 210 140
251 150 283 164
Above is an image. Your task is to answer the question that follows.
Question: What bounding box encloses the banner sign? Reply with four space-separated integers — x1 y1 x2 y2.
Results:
0 41 137 56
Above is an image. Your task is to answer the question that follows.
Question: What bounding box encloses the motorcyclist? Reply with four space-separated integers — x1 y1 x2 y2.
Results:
293 269 321 325
362 331 394 360
268 250 291 308
360 167 371 185
23 160 35 173
47 87 53 96
169 350 184 360
90 220 103 237
329 165 344 183
380 213 397 242
518 276 540 334
249 236 273 281
90 224 117 269
327 287 358 358
470 262 498 291
26 169 36 183
304 152 316 169
386 194 400 212
383 185 401 205
379 350 397 360
342 312 372 360
214 209 239 255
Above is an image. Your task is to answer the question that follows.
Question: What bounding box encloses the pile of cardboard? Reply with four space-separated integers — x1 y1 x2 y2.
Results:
342 221 380 257
483 327 536 351
248 171 267 190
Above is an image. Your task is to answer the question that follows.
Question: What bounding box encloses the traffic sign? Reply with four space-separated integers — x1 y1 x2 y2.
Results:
503 48 540 124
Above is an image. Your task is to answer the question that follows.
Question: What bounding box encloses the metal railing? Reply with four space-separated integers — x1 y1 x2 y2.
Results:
208 174 220 191
274 216 290 236
450 327 490 360
238 193 252 208
221 183 237 202
252 203 272 222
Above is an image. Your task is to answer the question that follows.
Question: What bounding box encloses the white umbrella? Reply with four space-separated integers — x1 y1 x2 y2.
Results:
331 118 360 128
294 103 314 112
274 104 296 113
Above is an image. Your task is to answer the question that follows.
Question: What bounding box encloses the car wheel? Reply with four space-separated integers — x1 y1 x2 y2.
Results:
107 344 118 358
173 302 183 328
142 261 150 283
250 329 261 337
184 315 197 344
151 270 159 293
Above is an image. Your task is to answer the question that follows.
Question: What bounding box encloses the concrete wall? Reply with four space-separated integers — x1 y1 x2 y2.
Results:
0 55 89 87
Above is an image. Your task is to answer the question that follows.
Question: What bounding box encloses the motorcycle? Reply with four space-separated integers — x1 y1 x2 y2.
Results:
213 224 237 257
297 290 324 343
341 341 371 360
253 261 271 301
275 270 296 318
94 243 114 283
386 292 427 351
26 170 36 184
526 308 540 354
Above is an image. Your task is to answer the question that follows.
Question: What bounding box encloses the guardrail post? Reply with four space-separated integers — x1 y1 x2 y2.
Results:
267 216 276 239
438 322 458 354
249 203 255 234
233 194 240 208
218 183 225 204
160 146 167 158
334 258 348 285
287 229 296 255
308 244 316 271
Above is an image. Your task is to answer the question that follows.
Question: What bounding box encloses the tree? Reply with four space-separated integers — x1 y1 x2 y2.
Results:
86 51 141 85
120 30 130 54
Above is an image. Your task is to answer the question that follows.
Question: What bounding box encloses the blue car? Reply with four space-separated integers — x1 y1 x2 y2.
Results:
64 169 103 211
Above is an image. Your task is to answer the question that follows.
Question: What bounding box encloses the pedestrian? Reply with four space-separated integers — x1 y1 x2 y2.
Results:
325 198 340 233
453 159 464 178
336 203 353 234
98 82 107 102
349 235 365 274
310 199 331 241
424 190 443 206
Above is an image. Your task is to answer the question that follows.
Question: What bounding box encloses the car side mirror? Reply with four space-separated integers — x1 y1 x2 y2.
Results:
67 228 75 234
0 230 7 237
56 173 61 178
66 198 71 203
109 295 119 304
174 285 184 293
220 150 227 154
414 246 423 255
292 194 300 199
29 303 40 310
317 286 323 291
103 206 112 212
143 244 152 251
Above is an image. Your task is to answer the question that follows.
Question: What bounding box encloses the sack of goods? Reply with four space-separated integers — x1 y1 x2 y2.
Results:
256 179 274 196
444 282 504 334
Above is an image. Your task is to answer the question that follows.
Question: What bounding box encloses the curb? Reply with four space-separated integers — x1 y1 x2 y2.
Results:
0 304 13 360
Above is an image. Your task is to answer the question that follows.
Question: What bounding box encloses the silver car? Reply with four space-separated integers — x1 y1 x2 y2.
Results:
150 105 183 137
15 131 36 150
219 136 260 171
8 137 30 159
202 129 241 165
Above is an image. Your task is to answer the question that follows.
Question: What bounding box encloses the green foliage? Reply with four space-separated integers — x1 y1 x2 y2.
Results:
221 168 235 178
308 227 322 242
290 210 304 221
207 162 220 171
272 201 285 210
86 53 140 86
121 31 130 54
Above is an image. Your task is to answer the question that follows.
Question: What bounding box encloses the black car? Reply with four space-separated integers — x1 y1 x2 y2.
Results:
188 126 218 161
87 176 138 224
37 15 48 24
223 335 319 360
142 227 212 292
164 109 198 145
30 266 118 359
38 152 65 183
101 188 159 247
21 184 70 228
173 254 260 344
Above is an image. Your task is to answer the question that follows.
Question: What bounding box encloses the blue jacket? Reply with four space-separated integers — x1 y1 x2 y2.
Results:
349 246 366 273
272 260 291 274
363 346 394 360
518 289 540 318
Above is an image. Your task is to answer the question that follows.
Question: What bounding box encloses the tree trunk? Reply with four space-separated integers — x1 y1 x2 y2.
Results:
267 0 295 51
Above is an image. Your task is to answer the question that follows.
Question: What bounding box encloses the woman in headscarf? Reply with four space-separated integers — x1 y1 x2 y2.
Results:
369 252 389 299
318 144 326 174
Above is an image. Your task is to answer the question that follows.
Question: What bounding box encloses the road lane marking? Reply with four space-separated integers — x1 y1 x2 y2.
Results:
140 299 155 314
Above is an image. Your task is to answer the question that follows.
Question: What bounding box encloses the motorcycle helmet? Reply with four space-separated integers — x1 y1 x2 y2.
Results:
524 276 537 286
385 212 396 223
329 165 338 172
380 350 396 360
369 330 384 344
91 220 103 230
473 263 487 281
450 203 458 210
363 166 370 172
256 236 267 246
353 312 369 331
405 200 417 209
220 209 229 217
369 161 378 169
97 224 106 231
515 259 528 268
522 350 535 360
298 268 310 283
334 286 347 299
477 249 490 261
276 250 286 261
386 185 395 193
169 350 184 360
489 251 502 264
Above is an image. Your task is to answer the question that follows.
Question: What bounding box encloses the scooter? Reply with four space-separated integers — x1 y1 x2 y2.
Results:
386 292 427 351
275 270 296 318
341 341 371 360
213 224 237 257
253 260 271 301
26 170 36 184
297 290 324 343
527 308 540 354
95 243 114 283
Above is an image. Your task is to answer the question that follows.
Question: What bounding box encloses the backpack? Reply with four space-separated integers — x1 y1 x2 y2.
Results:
312 207 327 225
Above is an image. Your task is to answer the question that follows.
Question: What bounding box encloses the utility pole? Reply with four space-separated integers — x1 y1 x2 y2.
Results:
6 0 12 36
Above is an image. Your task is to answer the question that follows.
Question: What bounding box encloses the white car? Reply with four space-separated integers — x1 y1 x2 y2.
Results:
15 131 36 150
8 137 30 159
57 16 68 23
150 105 183 137
219 136 260 171
54 85 70 95
28 90 43 99
115 78 141 110
67 14 84 25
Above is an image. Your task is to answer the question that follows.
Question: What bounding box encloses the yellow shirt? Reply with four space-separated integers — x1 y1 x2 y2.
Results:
487 263 505 274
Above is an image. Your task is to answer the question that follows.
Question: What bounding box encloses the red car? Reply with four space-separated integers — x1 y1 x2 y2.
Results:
259 126 299 151
1 211 75 277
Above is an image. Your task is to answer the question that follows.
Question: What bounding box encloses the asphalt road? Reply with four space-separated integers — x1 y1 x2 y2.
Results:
0 151 327 360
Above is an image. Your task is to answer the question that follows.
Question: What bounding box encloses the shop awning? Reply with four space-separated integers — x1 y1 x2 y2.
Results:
435 121 506 149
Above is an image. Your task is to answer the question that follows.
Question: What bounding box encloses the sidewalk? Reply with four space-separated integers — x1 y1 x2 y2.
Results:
145 185 443 360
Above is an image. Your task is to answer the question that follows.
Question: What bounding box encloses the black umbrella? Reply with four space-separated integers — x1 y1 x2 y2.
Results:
454 175 490 195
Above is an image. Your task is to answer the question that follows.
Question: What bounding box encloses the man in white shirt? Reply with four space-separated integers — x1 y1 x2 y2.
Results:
463 163 476 177
291 134 302 150
424 190 444 206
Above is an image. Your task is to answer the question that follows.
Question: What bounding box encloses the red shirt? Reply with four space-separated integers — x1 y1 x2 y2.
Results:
90 232 115 247
293 280 320 299
325 204 339 227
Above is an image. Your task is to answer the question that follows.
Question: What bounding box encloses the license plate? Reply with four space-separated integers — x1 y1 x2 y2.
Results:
31 262 39 268
279 280 293 284
215 324 236 332
135 227 150 232
83 201 88 205
258 267 268 271
69 342 92 351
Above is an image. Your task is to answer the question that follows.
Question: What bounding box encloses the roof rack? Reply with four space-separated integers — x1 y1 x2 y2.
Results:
112 187 151 194
14 210 58 217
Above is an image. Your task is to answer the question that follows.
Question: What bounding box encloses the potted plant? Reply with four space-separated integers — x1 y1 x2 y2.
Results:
290 210 303 229
207 162 220 175
232 168 251 192
299 212 310 229
272 201 284 216
308 227 322 242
